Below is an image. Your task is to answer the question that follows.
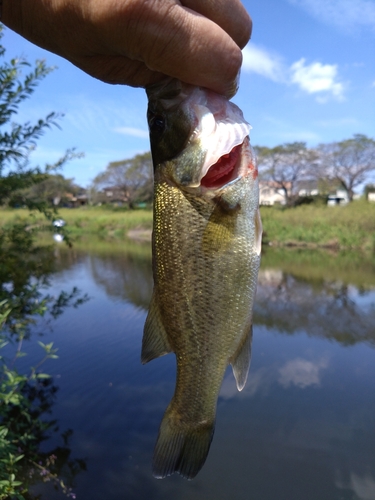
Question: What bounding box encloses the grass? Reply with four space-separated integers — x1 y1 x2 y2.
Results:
0 206 153 240
260 198 375 252
1 199 374 251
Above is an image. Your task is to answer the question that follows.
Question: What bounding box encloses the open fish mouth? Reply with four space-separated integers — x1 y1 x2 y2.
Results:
200 142 245 190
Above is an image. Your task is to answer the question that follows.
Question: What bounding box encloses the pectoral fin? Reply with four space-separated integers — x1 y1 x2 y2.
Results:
230 325 253 391
255 208 263 256
141 293 172 364
202 204 236 254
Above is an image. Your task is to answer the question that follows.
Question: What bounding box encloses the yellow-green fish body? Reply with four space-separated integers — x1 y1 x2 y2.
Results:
142 80 262 479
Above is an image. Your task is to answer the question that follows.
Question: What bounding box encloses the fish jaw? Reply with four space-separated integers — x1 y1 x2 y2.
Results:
166 93 252 192
191 98 251 181
147 79 252 193
164 135 258 210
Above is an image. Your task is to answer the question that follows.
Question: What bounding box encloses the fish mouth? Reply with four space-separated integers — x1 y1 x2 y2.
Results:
200 143 243 190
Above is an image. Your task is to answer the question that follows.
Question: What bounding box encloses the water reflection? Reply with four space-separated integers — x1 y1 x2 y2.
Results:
29 240 375 499
278 355 330 388
68 241 375 347
255 253 375 346
0 233 89 498
55 239 153 310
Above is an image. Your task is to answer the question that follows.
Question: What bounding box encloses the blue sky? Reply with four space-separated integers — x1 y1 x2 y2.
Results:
4 0 375 188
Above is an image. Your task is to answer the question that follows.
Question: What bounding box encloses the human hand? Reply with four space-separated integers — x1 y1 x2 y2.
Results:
3 0 252 97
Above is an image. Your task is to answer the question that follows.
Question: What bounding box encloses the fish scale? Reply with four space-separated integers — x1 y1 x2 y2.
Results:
142 79 262 479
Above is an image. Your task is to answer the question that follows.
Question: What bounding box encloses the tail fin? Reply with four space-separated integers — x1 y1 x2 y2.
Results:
152 408 215 480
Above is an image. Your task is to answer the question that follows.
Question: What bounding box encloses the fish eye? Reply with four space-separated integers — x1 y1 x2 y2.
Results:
149 114 166 134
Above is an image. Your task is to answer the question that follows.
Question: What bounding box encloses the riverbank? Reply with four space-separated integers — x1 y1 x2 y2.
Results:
1 199 374 251
261 199 375 251
0 206 153 239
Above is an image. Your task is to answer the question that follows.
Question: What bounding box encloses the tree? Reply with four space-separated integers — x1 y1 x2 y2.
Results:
0 27 87 497
0 29 57 198
255 142 318 206
317 134 375 202
0 26 82 213
15 172 81 207
92 151 153 208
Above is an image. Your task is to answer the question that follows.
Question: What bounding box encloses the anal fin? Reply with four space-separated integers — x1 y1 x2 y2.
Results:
230 325 253 391
141 293 172 364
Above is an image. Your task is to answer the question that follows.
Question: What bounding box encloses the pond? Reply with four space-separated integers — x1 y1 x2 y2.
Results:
14 239 375 500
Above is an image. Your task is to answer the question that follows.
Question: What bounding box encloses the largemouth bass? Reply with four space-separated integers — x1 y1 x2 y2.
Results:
142 79 262 479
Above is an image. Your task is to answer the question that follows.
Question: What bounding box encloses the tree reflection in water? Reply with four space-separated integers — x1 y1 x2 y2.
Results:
255 248 375 346
55 239 153 312
76 240 375 347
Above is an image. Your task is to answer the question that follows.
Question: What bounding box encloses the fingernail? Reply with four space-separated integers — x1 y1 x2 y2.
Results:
226 69 241 99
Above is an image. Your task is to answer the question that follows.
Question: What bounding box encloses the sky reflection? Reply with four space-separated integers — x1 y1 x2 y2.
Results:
22 244 375 500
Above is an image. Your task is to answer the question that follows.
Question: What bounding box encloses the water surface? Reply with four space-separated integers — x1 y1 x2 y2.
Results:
17 240 375 500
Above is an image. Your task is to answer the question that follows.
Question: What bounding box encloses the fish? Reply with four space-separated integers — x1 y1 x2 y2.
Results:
142 79 262 480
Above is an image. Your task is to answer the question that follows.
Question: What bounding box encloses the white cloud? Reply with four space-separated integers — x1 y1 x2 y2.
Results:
113 127 149 138
278 356 329 388
290 58 344 100
288 0 375 31
242 45 344 101
61 94 148 135
260 116 322 143
279 130 322 142
315 117 359 127
242 44 286 82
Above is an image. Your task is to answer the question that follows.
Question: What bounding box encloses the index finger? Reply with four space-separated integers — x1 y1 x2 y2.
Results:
135 3 246 97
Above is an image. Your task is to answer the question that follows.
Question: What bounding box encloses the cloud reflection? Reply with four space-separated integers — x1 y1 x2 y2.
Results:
336 472 375 500
278 357 329 388
350 473 375 500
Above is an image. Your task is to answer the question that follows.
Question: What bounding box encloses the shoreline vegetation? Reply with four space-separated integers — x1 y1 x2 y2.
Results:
0 199 374 252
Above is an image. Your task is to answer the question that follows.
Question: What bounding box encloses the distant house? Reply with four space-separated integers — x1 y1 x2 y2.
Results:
64 190 88 207
259 181 291 206
366 185 375 202
297 180 349 206
327 189 349 206
102 186 127 205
